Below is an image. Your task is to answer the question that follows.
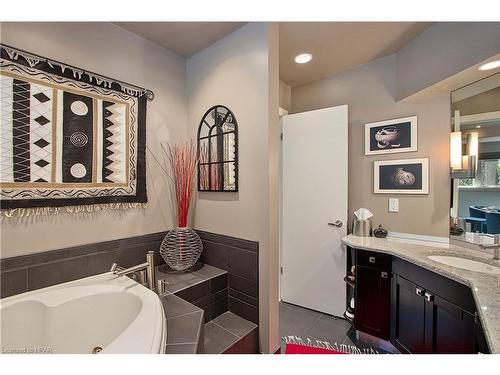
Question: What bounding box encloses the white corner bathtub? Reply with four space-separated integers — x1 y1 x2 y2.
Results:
0 272 166 354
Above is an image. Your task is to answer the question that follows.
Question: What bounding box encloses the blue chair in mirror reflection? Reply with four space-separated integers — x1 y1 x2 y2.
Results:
486 211 500 234
465 205 488 233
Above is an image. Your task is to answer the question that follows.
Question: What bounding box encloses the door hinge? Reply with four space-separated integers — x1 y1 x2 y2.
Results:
280 133 283 141
280 266 283 275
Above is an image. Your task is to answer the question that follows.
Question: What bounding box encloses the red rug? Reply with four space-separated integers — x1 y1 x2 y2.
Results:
285 343 345 354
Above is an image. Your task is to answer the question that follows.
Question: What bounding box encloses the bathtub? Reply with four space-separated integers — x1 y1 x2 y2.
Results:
0 272 166 354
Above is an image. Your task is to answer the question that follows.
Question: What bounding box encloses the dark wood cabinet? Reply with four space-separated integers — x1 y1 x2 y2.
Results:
352 249 489 354
427 293 475 353
391 274 476 353
475 317 490 354
354 251 391 340
391 274 427 353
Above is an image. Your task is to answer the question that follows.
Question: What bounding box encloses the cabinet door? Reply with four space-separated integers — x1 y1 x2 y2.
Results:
390 274 427 353
354 265 390 339
424 292 475 353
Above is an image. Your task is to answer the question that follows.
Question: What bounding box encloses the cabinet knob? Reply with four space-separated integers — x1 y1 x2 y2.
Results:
381 271 388 279
369 256 376 264
415 287 425 296
424 292 434 302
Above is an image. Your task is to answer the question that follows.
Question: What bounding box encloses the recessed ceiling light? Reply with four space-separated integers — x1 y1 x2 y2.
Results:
478 60 500 71
294 53 312 64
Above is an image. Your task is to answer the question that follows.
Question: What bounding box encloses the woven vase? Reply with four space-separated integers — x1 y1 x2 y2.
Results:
159 227 203 271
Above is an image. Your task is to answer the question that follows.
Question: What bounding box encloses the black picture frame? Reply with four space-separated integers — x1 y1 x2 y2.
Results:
197 105 239 192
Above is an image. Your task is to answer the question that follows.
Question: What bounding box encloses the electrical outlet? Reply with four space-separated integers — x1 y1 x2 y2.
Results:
389 198 399 213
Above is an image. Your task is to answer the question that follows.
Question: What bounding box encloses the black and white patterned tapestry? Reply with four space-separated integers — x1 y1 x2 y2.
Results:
0 45 153 211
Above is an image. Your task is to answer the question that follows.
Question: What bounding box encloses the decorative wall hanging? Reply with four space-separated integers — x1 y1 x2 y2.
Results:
0 44 153 212
159 142 203 271
365 116 417 155
373 158 429 194
197 105 238 192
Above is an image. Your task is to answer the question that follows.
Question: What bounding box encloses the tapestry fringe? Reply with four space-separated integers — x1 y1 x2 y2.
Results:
1 203 147 218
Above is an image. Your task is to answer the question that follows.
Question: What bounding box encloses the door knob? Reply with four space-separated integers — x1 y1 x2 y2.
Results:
328 220 343 228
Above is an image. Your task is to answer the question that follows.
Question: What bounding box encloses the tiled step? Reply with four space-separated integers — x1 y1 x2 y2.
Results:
156 263 228 322
204 312 258 354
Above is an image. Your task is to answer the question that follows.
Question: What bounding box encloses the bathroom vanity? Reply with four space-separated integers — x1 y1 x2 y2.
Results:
343 235 500 354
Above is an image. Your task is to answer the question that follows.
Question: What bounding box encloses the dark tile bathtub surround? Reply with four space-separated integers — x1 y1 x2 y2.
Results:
160 293 205 354
1 229 260 328
156 263 229 322
196 230 259 325
204 311 258 354
0 231 167 298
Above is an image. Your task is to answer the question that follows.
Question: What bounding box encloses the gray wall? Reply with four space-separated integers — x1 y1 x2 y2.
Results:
396 22 500 100
186 23 280 353
291 54 451 238
0 22 188 257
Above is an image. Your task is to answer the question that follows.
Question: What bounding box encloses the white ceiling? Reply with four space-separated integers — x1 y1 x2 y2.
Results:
116 22 433 86
115 22 246 58
280 22 433 86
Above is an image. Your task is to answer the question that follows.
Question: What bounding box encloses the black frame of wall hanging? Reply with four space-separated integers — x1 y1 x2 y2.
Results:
197 105 239 192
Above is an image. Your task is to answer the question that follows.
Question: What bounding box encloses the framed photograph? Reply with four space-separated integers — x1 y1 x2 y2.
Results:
365 116 417 155
374 158 429 194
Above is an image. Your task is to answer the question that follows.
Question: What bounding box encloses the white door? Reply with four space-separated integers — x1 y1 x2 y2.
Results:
281 105 348 317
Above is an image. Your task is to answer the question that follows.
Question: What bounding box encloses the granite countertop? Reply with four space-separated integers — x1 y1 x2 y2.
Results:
342 234 500 354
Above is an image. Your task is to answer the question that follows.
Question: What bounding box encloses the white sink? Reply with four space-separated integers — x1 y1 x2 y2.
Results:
428 255 500 275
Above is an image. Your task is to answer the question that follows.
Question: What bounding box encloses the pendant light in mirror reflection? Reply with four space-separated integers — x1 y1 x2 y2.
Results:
450 130 478 179
197 105 238 192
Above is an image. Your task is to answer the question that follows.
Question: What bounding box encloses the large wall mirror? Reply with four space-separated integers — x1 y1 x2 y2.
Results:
450 73 500 245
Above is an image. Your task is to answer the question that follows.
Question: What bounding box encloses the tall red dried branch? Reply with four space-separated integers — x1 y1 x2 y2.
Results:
210 164 222 190
199 143 210 190
165 141 198 227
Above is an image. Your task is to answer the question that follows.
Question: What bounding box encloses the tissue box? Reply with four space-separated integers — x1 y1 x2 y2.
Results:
352 219 372 237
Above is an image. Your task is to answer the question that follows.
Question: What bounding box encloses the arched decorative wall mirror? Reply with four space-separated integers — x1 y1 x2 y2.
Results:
197 105 238 192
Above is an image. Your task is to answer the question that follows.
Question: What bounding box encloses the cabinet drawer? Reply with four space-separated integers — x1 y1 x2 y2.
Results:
357 249 391 270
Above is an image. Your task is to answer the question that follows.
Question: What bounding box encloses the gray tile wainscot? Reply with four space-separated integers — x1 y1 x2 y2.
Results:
196 230 259 324
342 234 500 354
0 231 167 298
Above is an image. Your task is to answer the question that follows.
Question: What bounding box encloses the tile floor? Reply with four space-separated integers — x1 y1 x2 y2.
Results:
279 301 387 353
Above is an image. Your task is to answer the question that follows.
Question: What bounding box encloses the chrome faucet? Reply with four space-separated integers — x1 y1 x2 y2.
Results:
479 235 500 261
110 251 156 291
